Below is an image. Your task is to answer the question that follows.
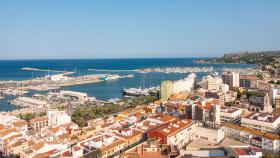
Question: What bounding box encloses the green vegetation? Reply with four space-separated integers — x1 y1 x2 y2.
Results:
18 112 47 121
237 89 265 99
19 113 36 121
72 103 124 127
199 51 280 75
225 101 234 107
207 51 280 65
256 73 263 80
268 80 280 85
72 96 157 127
123 96 157 106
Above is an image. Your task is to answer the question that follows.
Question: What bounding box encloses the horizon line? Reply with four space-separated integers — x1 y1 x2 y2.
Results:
0 56 214 61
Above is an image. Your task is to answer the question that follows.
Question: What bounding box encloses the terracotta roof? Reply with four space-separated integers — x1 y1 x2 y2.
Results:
156 119 193 137
12 120 28 127
100 139 125 152
30 117 48 124
0 124 7 131
0 128 17 137
50 127 60 133
232 147 261 156
239 75 257 80
115 129 143 140
5 133 22 142
32 141 57 151
58 133 70 140
263 133 280 140
243 127 265 137
223 123 244 131
10 140 23 147
32 149 57 158
148 113 176 123
32 141 45 151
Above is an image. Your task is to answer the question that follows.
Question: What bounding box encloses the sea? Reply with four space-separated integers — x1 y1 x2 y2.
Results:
0 58 254 112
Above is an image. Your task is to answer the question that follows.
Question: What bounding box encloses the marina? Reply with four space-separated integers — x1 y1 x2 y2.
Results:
0 58 254 111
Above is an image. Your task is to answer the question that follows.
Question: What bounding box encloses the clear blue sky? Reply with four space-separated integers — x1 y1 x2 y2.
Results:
0 0 279 59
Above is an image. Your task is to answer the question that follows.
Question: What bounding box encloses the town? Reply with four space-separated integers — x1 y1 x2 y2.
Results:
0 64 279 158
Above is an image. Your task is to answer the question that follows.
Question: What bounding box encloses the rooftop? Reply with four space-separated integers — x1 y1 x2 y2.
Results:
220 107 241 113
232 146 261 156
244 112 280 123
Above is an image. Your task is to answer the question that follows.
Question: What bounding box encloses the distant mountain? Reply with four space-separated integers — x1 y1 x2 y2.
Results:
198 50 280 65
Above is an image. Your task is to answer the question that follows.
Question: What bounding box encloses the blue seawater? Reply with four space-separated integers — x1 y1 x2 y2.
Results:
0 58 254 111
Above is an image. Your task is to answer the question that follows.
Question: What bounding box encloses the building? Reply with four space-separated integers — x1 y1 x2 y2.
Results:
11 120 28 133
201 75 223 91
228 146 262 158
121 138 172 158
20 141 68 158
220 107 243 123
131 114 176 133
263 93 273 113
275 96 280 110
179 150 227 158
160 81 173 101
193 126 225 144
188 99 221 128
45 74 69 81
60 90 88 102
47 110 71 127
239 75 257 88
223 123 280 152
75 132 126 158
172 73 196 94
225 90 238 102
115 128 143 149
241 112 280 133
205 91 225 106
148 119 195 149
12 97 48 108
30 117 48 131
222 72 240 89
269 87 280 106
0 127 22 156
160 73 196 101
164 102 186 117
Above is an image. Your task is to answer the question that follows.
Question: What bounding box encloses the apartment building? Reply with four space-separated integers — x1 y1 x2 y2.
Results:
220 107 243 123
160 73 196 101
47 110 71 127
30 117 48 131
223 123 280 152
222 72 240 89
147 119 195 149
187 99 221 128
241 112 280 133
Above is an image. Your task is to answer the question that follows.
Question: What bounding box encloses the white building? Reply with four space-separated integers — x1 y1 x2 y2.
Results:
220 107 243 123
241 112 280 133
60 90 88 102
201 75 223 91
46 74 69 81
193 126 225 144
232 72 240 88
223 123 280 152
172 73 196 94
47 110 71 127
219 83 229 94
263 93 273 113
269 88 280 105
